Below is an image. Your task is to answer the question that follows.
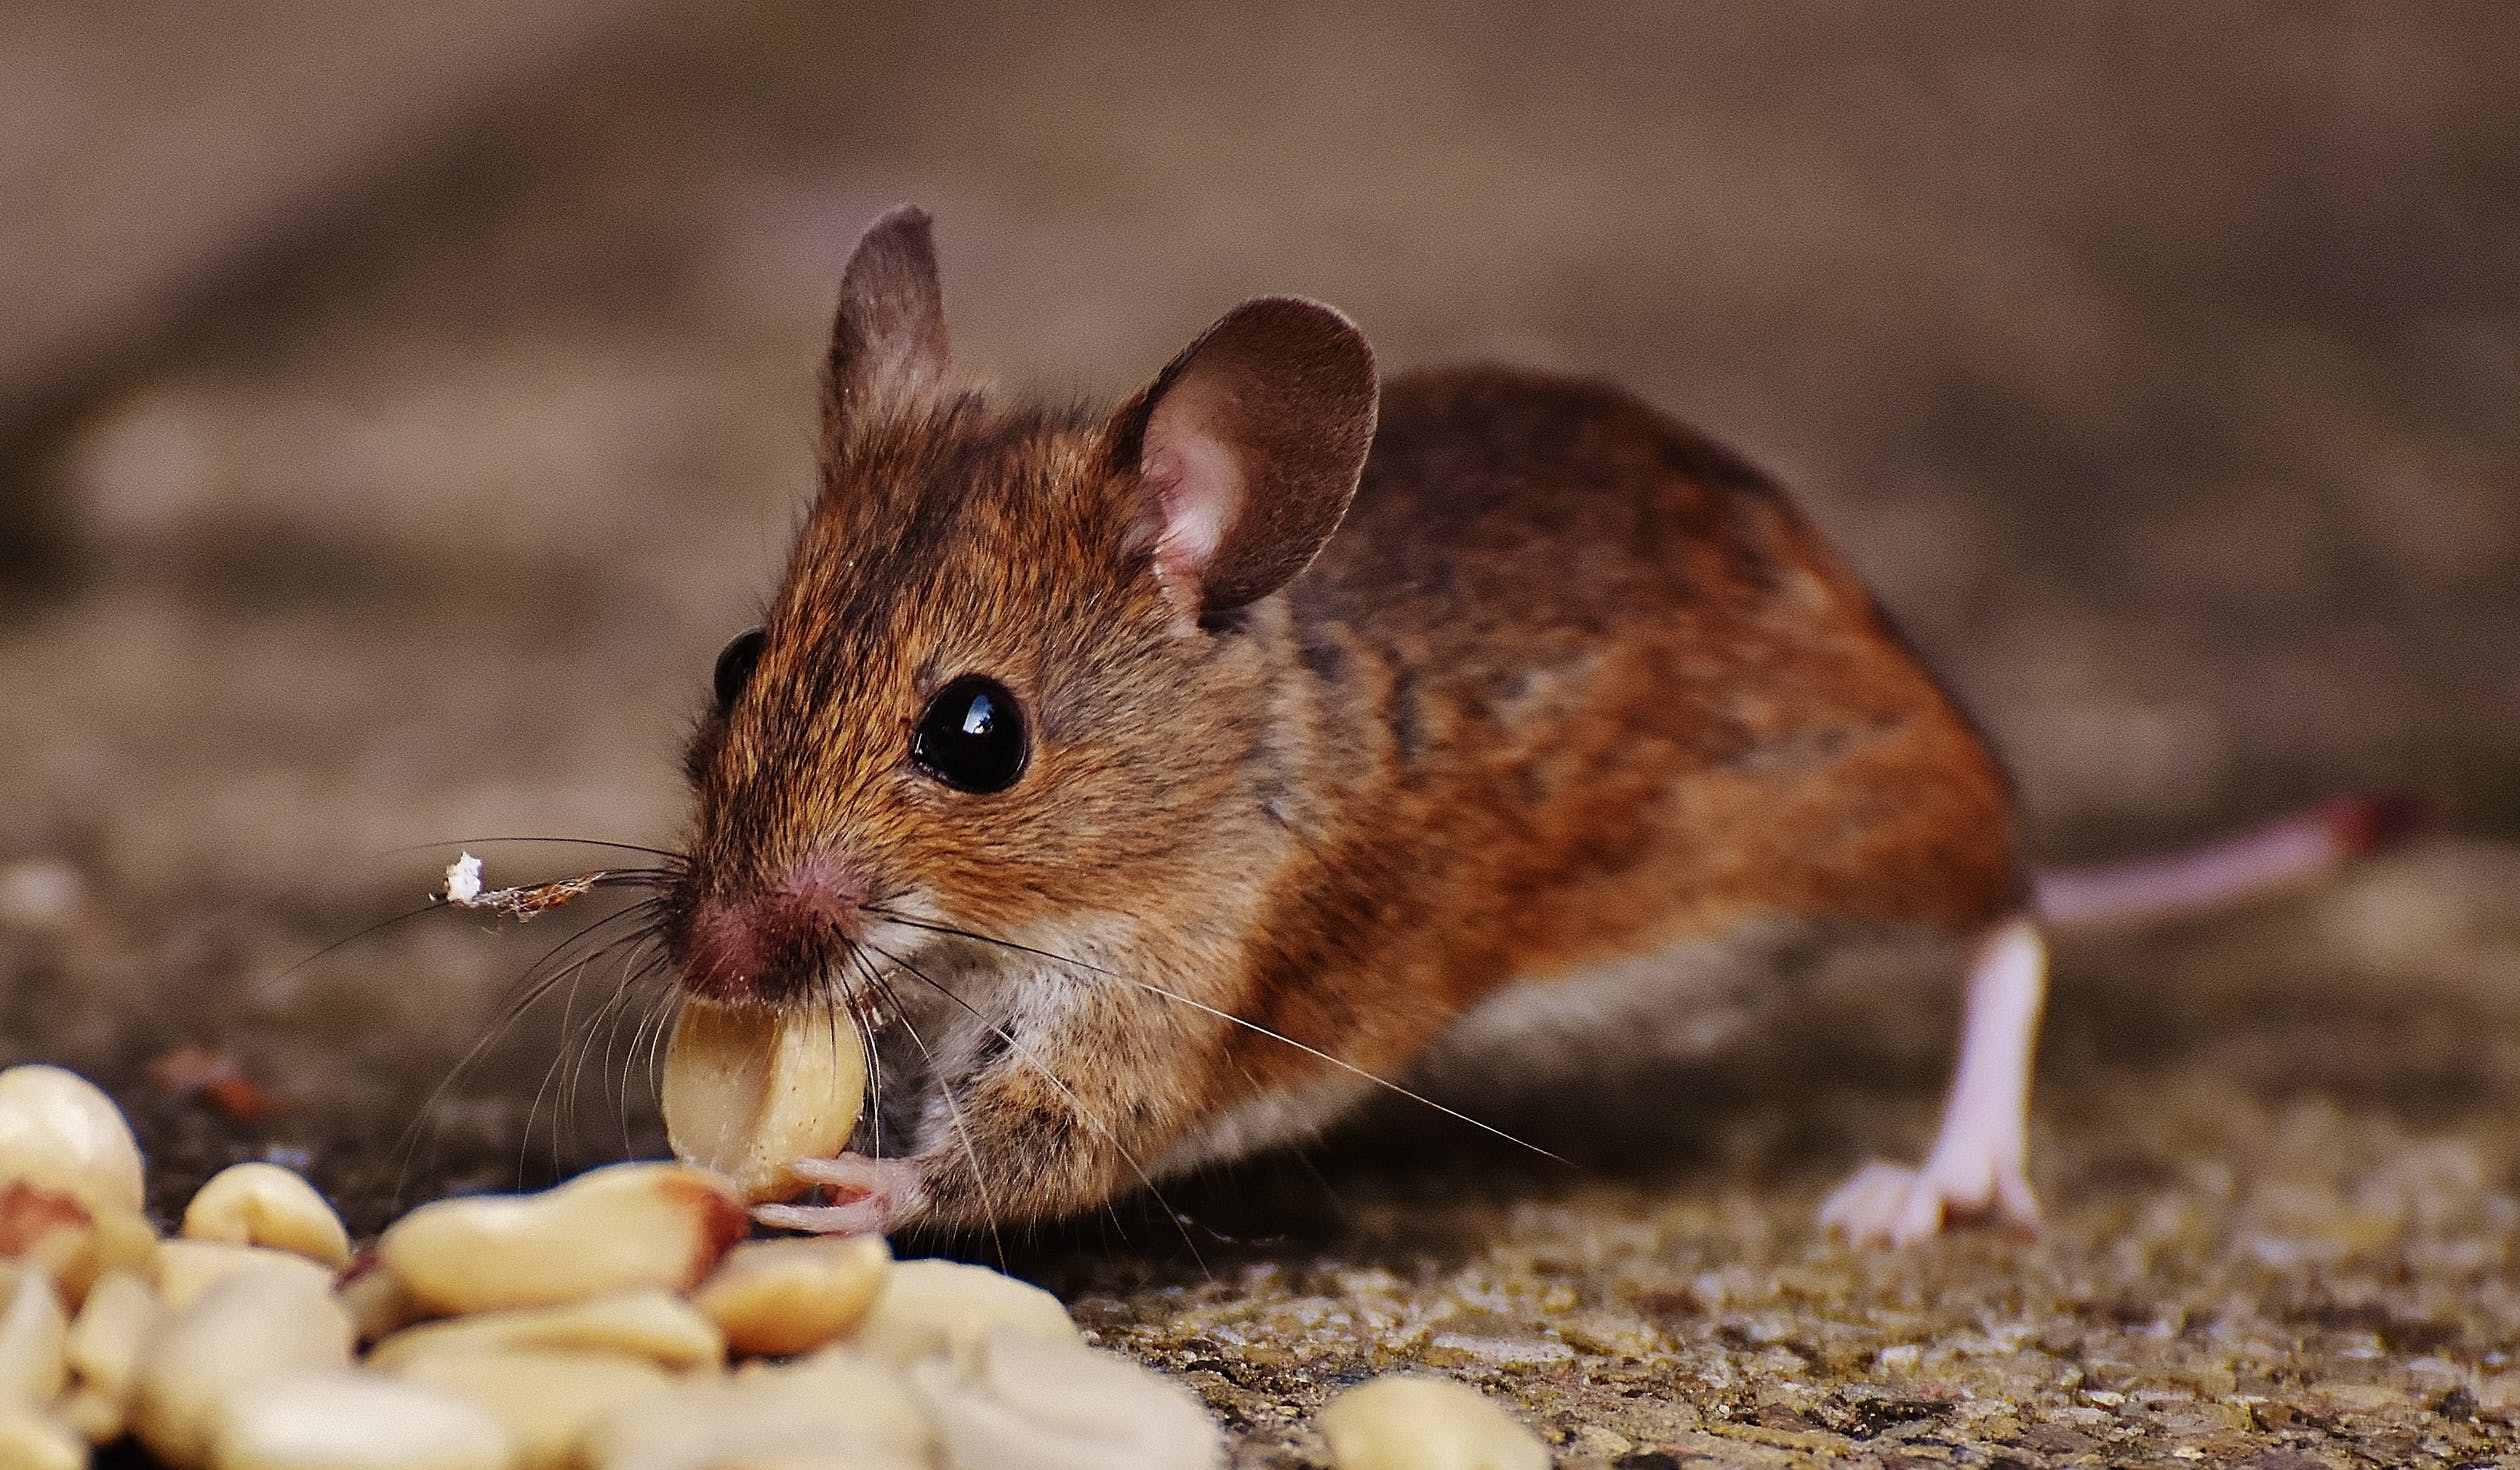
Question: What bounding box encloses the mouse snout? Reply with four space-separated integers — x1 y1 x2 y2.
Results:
673 856 869 1004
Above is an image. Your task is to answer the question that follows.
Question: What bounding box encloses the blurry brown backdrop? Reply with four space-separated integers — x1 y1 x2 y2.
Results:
4 4 2519 1465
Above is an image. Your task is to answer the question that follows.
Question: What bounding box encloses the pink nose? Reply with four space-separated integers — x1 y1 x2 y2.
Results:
677 859 868 1002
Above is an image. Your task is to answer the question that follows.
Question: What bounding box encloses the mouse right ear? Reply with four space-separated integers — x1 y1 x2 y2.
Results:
823 205 951 446
1107 297 1379 617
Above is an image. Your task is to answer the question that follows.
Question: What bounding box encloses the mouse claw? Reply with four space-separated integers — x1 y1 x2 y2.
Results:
1820 1155 2040 1248
753 1153 926 1236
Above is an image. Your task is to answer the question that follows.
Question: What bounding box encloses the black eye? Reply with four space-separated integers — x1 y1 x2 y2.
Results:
713 627 766 712
912 675 1028 793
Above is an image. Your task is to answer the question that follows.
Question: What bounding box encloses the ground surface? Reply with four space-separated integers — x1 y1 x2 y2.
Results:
4 5 2518 1466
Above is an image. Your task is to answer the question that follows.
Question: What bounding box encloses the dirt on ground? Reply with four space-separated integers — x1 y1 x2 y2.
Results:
4 4 2518 1466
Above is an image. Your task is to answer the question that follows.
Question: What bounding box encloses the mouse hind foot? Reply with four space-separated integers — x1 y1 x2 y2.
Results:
1822 915 2046 1247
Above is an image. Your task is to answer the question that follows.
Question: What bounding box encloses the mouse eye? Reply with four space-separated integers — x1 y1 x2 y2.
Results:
912 675 1028 793
712 627 767 712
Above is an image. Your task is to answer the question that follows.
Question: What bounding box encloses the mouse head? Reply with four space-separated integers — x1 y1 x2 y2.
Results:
665 207 1377 1047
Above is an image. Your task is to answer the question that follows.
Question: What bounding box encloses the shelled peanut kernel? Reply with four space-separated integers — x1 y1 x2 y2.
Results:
2 1057 1270 1470
659 1000 866 1203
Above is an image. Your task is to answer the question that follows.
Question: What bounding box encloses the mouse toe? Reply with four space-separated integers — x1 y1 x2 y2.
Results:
753 1153 928 1236
1820 1153 2040 1247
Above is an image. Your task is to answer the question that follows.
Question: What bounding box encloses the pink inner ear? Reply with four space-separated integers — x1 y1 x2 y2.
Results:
1143 388 1245 600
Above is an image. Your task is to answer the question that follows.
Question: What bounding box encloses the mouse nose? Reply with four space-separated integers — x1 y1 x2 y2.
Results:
675 857 869 1003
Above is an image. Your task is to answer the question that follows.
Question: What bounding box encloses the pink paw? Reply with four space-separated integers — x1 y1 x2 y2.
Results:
1821 1155 2039 1248
752 1154 927 1236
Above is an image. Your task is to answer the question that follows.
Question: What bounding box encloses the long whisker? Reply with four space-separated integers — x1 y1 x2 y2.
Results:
862 940 1206 1272
589 931 669 1151
247 902 447 1003
864 909 1564 1165
639 960 683 1109
529 934 604 1181
384 836 690 863
611 940 675 1158
556 915 673 1164
389 896 665 1202
496 897 665 1185
844 948 1007 1270
847 963 916 1158
827 956 888 1162
546 902 670 1119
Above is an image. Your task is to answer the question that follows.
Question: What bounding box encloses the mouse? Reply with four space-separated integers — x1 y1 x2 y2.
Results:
659 205 2405 1248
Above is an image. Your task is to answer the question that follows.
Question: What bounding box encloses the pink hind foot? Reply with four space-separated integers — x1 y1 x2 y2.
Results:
1821 1153 2039 1248
1823 916 2047 1247
752 1154 928 1236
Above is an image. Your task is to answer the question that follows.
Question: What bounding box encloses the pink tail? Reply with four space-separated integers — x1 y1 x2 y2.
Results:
2032 793 2427 933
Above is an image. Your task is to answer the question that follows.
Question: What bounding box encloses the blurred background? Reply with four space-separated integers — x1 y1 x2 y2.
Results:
3 5 2520 1452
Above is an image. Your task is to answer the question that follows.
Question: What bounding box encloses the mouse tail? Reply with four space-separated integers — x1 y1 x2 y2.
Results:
2030 791 2429 934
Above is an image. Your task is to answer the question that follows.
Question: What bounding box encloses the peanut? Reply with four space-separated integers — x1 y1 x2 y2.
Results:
0 1183 157 1310
910 1327 1223 1470
847 1258 1079 1369
129 1257 357 1467
335 1257 420 1346
727 1349 934 1459
578 1355 930 1470
0 1066 146 1217
691 1234 891 1357
181 1164 353 1268
385 1349 672 1470
376 1164 746 1316
661 1000 865 1202
0 1267 68 1408
204 1369 516 1470
59 1384 121 1445
62 1267 158 1438
1316 1376 1550 1470
369 1288 724 1374
0 1404 85 1470
156 1240 333 1314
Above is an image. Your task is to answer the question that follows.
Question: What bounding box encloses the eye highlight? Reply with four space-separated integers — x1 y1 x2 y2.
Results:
713 627 767 712
912 675 1028 793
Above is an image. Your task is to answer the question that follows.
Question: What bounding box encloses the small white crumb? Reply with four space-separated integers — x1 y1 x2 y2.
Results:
442 853 485 906
436 855 599 922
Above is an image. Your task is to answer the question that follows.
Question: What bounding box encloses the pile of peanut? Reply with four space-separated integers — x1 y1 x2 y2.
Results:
0 1059 1550 1470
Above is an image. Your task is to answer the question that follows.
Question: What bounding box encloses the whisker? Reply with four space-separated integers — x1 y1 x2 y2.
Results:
247 901 447 1004
384 836 689 863
595 932 670 1150
863 940 1207 1273
829 947 888 1162
530 941 601 1181
845 948 1007 1269
501 900 670 1183
388 896 664 1204
639 960 683 1110
611 942 674 1159
555 920 671 1166
863 909 1564 1165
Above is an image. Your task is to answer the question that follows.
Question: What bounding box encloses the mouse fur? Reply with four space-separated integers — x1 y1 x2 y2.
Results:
664 206 2033 1244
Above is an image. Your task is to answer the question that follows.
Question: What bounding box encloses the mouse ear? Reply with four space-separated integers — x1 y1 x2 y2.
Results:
823 205 951 443
1108 297 1378 615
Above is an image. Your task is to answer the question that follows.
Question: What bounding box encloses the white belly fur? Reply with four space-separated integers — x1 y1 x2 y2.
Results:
1153 913 1930 1175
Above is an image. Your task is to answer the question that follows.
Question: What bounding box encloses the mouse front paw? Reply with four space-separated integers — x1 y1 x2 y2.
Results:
752 1153 928 1236
1820 1153 2039 1248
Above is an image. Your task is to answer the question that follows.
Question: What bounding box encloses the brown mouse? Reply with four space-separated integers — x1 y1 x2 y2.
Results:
661 206 2399 1247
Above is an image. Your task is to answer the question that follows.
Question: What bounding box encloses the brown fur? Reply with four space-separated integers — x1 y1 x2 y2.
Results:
666 212 2023 1231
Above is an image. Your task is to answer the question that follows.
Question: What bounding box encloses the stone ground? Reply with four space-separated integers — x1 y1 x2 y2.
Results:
4 4 2518 1465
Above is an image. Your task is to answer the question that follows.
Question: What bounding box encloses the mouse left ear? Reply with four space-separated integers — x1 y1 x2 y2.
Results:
824 205 951 447
1107 297 1378 616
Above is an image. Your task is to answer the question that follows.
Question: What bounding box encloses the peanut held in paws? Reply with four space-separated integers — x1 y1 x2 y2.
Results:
660 1001 866 1204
